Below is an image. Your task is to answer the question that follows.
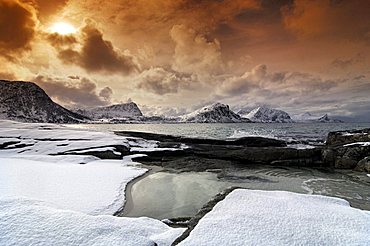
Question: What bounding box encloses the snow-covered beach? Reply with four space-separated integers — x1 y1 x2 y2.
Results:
1 120 369 245
0 120 186 245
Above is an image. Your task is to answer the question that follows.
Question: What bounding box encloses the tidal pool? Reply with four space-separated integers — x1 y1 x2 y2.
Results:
122 166 370 220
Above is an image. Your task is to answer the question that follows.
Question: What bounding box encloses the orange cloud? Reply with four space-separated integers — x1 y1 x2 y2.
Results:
0 0 37 59
282 0 370 40
46 20 140 75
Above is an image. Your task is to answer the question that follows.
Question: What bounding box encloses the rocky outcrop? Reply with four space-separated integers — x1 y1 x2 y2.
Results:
354 157 370 172
117 131 325 172
323 129 370 170
0 80 87 123
115 128 370 172
116 131 286 147
326 128 370 146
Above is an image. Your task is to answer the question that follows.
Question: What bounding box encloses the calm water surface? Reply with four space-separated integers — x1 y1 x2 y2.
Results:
123 167 370 220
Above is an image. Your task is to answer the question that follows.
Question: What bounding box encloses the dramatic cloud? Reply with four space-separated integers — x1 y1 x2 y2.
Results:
1 0 370 120
0 0 37 58
136 67 195 95
170 24 224 75
47 20 140 75
217 64 266 95
217 64 339 103
98 86 113 101
33 75 112 107
70 0 260 33
31 0 69 19
282 0 370 40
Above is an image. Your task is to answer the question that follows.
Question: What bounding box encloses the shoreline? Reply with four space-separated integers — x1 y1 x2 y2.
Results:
114 164 163 217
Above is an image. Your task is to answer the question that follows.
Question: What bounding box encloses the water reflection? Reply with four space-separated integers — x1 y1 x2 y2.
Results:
124 167 370 220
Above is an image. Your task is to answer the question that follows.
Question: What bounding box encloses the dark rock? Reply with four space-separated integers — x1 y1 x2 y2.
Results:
120 131 330 171
172 187 242 245
333 145 370 169
162 217 191 228
321 148 335 167
0 140 21 149
335 157 358 169
354 157 370 172
326 128 370 146
56 145 130 159
116 131 287 147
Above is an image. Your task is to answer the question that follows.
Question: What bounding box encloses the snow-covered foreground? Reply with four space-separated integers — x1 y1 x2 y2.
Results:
0 157 146 215
0 197 185 246
0 120 185 245
0 120 176 214
1 120 370 245
179 189 370 246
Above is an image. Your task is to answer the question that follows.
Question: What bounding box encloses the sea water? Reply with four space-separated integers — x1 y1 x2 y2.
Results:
70 122 370 143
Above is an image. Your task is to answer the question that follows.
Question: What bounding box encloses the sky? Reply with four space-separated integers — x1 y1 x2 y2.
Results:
0 0 370 120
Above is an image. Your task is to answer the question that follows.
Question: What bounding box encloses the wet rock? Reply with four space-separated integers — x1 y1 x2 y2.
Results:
162 217 191 228
335 156 358 169
326 128 370 146
116 131 287 147
322 148 335 166
172 187 241 245
333 145 370 169
354 157 370 172
58 145 130 160
124 130 327 171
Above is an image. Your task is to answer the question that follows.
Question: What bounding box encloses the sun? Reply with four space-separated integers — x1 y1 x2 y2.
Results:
49 22 76 35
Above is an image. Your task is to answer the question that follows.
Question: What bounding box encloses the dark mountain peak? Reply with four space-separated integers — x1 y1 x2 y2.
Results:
0 80 87 123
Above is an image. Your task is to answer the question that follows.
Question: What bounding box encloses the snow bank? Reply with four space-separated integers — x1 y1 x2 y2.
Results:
0 157 147 215
0 120 129 156
0 197 185 246
179 189 370 245
0 120 182 157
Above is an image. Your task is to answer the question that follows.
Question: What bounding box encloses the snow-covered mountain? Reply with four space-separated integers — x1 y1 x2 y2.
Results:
292 112 343 123
181 103 249 123
77 102 143 120
0 80 87 123
243 106 293 123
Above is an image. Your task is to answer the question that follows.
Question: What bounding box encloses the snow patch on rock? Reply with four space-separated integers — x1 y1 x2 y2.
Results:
178 189 370 245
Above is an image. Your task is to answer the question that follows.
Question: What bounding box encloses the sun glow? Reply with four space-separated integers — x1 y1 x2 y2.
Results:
49 22 76 35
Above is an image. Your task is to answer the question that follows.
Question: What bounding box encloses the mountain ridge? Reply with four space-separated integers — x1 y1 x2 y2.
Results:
181 103 250 123
243 106 293 123
0 80 87 123
76 102 143 120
